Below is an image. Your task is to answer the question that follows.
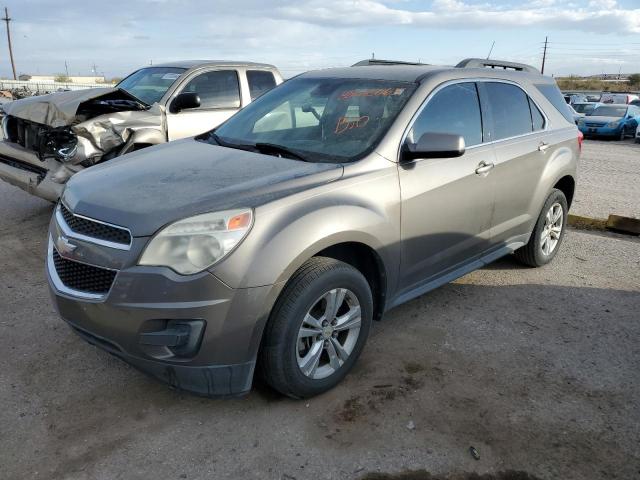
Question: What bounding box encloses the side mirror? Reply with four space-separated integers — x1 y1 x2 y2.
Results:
170 92 201 113
401 132 466 162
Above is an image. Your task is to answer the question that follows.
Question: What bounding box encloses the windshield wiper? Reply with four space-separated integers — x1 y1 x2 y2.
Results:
207 132 257 152
254 143 309 162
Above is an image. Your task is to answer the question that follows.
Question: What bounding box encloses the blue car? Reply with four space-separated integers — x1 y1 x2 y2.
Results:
578 104 640 140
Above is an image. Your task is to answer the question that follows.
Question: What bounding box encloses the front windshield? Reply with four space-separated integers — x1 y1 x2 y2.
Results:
117 67 186 105
573 104 596 115
211 77 416 162
592 105 627 118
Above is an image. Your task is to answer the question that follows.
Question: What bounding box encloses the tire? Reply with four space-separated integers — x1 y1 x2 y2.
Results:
619 128 626 141
514 189 568 267
259 256 373 398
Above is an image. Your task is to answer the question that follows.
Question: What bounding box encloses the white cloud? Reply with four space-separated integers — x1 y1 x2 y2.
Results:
276 0 640 34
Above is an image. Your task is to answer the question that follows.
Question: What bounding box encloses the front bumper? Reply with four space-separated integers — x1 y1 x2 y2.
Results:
578 125 622 137
0 141 64 201
46 221 275 397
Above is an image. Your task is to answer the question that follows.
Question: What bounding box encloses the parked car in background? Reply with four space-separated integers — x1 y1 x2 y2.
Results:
0 61 283 201
577 104 640 139
585 94 601 102
599 93 639 105
630 99 640 107
572 102 598 116
564 93 588 104
46 58 580 398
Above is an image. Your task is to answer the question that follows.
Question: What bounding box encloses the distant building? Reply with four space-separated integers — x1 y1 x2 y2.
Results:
17 74 106 83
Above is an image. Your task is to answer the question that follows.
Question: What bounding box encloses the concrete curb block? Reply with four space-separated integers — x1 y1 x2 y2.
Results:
568 214 640 236
567 214 607 231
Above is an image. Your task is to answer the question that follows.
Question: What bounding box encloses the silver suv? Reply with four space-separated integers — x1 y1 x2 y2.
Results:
46 58 580 398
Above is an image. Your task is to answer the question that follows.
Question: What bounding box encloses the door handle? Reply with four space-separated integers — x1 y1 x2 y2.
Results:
538 142 550 152
475 161 494 175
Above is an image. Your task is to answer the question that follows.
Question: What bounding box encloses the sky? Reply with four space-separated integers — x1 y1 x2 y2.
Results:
3 0 640 79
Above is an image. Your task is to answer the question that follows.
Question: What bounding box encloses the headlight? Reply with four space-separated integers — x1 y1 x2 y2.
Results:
139 209 253 274
606 120 621 128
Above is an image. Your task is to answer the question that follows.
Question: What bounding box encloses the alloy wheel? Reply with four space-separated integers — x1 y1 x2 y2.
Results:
540 202 563 256
296 288 362 380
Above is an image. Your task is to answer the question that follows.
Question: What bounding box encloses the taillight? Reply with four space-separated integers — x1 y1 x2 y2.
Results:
577 131 584 153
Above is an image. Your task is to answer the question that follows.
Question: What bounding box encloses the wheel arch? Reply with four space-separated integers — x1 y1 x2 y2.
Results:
553 174 576 208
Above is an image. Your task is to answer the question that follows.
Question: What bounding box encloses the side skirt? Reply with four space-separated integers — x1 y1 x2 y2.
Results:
387 235 529 310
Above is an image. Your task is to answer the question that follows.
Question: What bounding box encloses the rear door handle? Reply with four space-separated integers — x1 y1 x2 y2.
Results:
538 142 550 152
475 161 494 175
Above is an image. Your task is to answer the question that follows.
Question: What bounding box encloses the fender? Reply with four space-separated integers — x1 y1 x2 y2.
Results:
118 127 166 156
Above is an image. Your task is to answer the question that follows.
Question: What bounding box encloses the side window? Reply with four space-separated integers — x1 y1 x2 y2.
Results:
409 82 483 147
181 70 240 109
529 97 545 131
247 70 277 100
485 82 533 140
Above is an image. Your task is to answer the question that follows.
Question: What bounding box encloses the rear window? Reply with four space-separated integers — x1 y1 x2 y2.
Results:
535 83 575 123
247 70 277 100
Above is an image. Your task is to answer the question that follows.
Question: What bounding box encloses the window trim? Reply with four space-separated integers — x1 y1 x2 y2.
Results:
398 78 550 162
172 68 243 112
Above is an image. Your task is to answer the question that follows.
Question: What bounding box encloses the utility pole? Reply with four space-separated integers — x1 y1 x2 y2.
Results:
2 7 17 80
486 41 495 60
64 60 69 78
541 36 548 75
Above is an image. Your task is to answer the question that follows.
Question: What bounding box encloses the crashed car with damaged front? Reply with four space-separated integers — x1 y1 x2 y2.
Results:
0 60 282 201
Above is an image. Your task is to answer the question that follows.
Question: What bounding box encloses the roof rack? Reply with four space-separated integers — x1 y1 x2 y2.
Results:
352 59 429 67
456 58 540 74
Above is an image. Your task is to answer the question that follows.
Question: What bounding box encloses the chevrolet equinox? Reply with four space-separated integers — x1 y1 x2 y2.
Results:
47 58 580 398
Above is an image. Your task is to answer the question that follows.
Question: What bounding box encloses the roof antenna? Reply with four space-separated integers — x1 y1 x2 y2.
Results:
486 41 495 60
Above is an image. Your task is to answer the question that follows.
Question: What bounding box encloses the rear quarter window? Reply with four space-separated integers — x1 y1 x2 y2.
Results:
535 83 575 123
247 70 277 100
484 82 533 140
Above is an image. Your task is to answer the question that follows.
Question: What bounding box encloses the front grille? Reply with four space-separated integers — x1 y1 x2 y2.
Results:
60 203 131 246
585 122 606 127
52 249 117 295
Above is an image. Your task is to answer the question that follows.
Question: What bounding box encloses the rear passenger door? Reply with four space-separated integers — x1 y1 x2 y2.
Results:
166 69 242 140
478 81 550 247
398 82 496 292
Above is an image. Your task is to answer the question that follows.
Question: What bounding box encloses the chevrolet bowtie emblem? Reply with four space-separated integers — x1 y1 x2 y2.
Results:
56 235 77 255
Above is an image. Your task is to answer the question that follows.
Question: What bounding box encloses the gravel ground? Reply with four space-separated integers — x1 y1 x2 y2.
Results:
572 138 640 220
1 144 639 480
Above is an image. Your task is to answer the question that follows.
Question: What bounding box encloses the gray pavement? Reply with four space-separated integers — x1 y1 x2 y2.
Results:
1 143 639 480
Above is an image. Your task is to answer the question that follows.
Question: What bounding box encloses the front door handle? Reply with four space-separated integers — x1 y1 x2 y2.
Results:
538 142 550 152
475 161 495 175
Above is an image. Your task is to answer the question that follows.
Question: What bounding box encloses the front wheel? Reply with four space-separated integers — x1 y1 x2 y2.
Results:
514 189 568 267
259 257 373 398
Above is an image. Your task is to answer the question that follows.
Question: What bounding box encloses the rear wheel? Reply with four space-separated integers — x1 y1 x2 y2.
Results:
619 128 627 141
259 257 373 398
514 189 568 267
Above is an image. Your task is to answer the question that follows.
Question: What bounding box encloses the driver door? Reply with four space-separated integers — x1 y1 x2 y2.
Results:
166 69 242 141
398 82 496 293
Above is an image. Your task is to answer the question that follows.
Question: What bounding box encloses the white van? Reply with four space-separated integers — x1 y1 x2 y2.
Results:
600 93 639 105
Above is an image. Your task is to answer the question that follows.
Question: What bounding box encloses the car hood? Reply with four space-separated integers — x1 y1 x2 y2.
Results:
63 138 344 236
584 115 624 124
2 87 140 127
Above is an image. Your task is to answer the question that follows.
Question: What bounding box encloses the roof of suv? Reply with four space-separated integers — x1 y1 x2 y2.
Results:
300 58 553 85
150 60 277 70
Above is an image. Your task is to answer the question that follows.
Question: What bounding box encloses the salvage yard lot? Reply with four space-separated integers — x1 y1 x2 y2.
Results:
1 139 639 480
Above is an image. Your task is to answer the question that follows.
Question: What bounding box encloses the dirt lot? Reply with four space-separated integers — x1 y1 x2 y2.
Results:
1 141 639 480
572 138 640 219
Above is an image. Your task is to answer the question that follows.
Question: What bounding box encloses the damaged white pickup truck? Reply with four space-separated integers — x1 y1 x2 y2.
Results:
0 60 282 201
